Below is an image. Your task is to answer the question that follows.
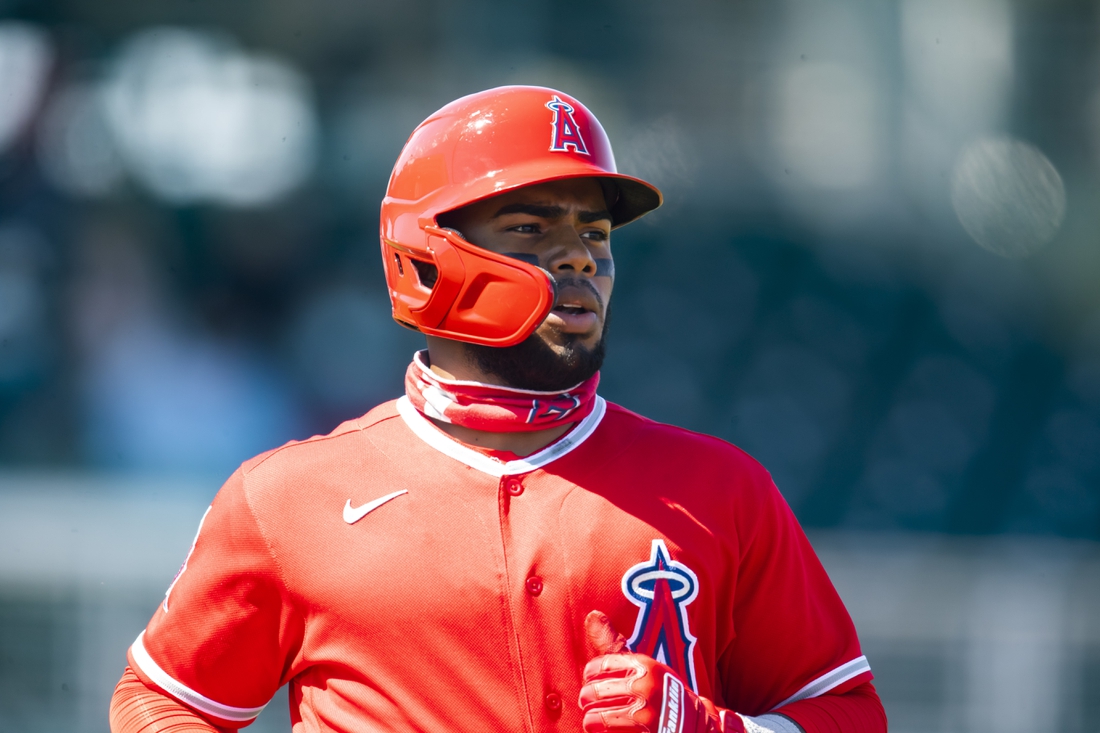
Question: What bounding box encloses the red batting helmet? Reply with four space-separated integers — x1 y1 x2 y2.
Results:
380 85 662 347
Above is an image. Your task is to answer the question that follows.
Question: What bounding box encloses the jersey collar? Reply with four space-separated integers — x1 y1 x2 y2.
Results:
396 395 606 477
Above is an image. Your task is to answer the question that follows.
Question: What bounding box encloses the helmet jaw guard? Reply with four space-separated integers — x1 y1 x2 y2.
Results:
383 225 556 347
380 85 662 347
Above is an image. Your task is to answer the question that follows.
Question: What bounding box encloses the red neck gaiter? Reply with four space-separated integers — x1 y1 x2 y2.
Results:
404 351 599 433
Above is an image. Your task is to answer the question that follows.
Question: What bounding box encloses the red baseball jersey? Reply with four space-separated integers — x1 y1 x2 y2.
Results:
129 396 872 731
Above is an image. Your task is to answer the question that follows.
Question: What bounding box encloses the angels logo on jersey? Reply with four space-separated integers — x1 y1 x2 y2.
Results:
621 539 699 692
545 96 589 155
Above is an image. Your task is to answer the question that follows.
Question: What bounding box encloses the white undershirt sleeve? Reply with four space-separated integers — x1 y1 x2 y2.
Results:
738 712 805 733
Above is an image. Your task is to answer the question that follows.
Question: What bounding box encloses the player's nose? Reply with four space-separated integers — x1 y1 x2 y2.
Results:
545 227 598 277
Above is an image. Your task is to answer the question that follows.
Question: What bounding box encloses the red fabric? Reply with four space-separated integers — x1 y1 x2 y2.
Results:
131 400 872 732
404 349 599 432
110 666 230 733
777 682 886 733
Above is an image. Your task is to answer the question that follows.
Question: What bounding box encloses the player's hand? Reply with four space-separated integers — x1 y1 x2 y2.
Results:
578 610 744 733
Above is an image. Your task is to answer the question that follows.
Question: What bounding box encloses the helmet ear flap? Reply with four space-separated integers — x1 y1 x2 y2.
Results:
433 228 560 313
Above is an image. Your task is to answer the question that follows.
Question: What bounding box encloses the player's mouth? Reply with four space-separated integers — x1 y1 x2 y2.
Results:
546 286 600 333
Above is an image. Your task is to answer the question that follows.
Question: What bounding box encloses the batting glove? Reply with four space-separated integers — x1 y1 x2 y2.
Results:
579 610 745 733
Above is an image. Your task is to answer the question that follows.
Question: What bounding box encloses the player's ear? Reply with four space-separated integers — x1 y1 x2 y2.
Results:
584 610 629 659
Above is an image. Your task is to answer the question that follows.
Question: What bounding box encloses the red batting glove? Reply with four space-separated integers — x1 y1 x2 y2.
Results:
579 611 745 733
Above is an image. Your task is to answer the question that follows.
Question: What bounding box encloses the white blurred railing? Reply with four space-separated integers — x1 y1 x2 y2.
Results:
1 474 1097 733
816 533 1100 733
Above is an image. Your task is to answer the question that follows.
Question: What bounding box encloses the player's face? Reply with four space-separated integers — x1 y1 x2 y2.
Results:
439 178 614 354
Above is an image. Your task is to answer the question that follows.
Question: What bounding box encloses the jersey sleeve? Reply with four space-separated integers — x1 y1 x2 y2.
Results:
718 463 872 716
127 469 303 728
776 680 886 733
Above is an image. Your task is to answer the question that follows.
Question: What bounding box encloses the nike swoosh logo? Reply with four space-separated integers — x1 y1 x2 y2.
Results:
343 490 408 524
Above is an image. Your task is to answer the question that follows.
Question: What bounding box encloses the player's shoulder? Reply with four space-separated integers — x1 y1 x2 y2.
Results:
238 399 404 480
205 400 414 544
600 401 770 479
597 402 789 526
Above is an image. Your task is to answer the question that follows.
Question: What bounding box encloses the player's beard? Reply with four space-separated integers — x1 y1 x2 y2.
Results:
462 303 610 392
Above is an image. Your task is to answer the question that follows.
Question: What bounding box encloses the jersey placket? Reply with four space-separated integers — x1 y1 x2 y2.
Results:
496 470 575 731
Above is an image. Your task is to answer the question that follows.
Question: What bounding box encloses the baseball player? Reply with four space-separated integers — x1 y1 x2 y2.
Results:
109 86 886 733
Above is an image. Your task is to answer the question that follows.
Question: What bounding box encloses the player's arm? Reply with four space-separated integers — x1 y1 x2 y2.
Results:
110 665 233 733
121 469 301 730
766 681 884 733
715 462 885 733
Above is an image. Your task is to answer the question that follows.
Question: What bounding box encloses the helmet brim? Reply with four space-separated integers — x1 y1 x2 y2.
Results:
431 168 663 230
601 174 663 228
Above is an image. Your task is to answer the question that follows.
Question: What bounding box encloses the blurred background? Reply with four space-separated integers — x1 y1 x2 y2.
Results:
0 0 1098 730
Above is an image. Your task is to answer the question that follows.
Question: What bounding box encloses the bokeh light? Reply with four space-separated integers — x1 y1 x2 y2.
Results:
100 27 319 206
950 136 1066 258
899 0 1014 217
0 22 52 154
901 0 1013 131
772 62 882 191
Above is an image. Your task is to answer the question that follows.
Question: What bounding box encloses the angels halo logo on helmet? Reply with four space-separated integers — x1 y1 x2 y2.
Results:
546 96 590 155
380 85 662 347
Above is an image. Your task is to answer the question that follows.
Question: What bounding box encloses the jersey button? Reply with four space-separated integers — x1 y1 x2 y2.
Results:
525 576 543 596
544 692 562 712
505 478 524 496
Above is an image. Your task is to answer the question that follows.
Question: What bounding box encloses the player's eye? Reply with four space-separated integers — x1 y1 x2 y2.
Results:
582 229 610 242
508 223 542 234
